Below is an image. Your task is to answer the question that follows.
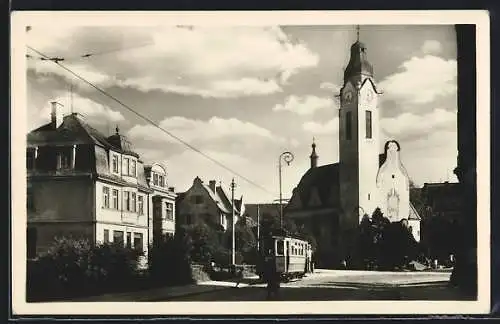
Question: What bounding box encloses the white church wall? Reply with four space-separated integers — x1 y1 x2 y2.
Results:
408 219 421 242
376 141 410 223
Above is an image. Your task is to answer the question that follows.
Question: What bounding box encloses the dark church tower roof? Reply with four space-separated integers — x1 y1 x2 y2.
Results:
343 27 374 84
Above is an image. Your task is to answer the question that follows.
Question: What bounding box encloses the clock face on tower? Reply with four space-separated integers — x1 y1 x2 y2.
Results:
362 88 375 105
343 89 353 104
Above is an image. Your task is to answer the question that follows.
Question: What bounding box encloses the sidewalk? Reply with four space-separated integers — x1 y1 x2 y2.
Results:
69 276 261 302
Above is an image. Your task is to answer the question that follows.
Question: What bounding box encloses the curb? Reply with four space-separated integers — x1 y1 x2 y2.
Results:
149 278 261 301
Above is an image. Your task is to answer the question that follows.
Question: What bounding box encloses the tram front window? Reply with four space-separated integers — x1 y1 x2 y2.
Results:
276 240 284 256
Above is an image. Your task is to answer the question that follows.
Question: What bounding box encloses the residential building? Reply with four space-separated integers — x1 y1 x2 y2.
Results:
26 103 176 260
175 177 244 231
144 163 176 245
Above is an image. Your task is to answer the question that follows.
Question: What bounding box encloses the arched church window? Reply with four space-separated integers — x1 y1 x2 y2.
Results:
365 110 372 139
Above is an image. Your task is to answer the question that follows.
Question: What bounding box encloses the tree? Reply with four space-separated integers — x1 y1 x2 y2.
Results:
182 219 224 264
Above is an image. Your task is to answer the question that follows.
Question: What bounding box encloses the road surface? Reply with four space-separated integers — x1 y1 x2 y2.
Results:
152 269 474 301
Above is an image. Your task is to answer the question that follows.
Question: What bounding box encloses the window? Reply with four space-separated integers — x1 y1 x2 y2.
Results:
126 232 132 248
123 191 130 211
366 110 372 139
112 155 119 173
276 240 284 256
138 195 144 215
158 175 164 187
103 186 110 208
345 111 352 140
113 231 124 246
123 157 130 176
27 186 35 211
112 189 119 209
56 150 71 170
153 173 159 186
130 160 136 177
134 233 143 252
131 193 137 212
165 202 173 220
103 229 109 243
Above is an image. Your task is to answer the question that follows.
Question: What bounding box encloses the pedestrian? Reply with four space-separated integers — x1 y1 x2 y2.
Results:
265 252 280 300
310 251 315 273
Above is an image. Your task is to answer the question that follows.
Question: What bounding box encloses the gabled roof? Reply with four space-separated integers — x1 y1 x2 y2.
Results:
286 163 340 211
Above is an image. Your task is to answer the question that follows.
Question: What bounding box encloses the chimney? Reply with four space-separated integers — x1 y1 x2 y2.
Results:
209 180 216 193
50 101 63 129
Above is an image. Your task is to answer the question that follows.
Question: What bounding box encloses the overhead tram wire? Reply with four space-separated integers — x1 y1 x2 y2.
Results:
27 41 156 63
27 45 276 198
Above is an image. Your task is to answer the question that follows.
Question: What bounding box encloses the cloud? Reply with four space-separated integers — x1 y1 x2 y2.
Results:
319 82 341 94
302 117 339 135
37 93 125 126
421 40 442 55
378 55 457 105
381 108 456 139
128 116 276 145
272 95 334 115
27 26 319 98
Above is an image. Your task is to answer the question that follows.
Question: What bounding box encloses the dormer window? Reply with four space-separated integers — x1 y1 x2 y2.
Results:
159 175 164 187
153 173 159 186
111 154 119 174
56 149 72 170
130 160 136 177
123 158 130 176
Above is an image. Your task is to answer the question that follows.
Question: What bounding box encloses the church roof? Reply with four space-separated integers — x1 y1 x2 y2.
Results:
286 163 340 211
343 40 374 83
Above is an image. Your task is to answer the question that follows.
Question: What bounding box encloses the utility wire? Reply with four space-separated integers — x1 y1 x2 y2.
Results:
26 42 155 63
27 45 277 198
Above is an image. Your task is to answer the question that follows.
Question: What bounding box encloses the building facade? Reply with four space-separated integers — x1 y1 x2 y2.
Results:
175 177 244 231
26 103 176 260
144 163 176 246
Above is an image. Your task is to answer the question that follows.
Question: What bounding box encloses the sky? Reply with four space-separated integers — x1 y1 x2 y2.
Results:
26 24 459 203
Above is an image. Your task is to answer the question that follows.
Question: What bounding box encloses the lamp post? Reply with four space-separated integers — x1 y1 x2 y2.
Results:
278 151 294 232
230 178 236 266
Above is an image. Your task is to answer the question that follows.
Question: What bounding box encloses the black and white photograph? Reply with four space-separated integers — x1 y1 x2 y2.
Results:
11 11 490 315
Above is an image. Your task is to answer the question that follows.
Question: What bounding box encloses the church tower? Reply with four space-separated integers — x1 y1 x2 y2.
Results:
338 27 381 234
310 138 318 169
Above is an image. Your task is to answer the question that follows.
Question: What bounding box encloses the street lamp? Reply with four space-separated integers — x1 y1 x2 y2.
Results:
278 151 294 231
230 178 236 266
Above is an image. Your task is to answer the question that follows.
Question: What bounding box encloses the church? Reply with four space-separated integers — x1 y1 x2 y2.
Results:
285 33 421 269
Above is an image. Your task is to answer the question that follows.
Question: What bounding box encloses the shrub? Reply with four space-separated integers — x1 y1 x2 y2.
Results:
148 233 194 286
26 236 141 300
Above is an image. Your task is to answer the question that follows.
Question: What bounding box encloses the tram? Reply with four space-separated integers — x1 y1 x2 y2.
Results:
257 234 312 282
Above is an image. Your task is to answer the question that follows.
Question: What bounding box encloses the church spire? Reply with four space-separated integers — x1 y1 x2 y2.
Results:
343 25 374 84
310 137 318 169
